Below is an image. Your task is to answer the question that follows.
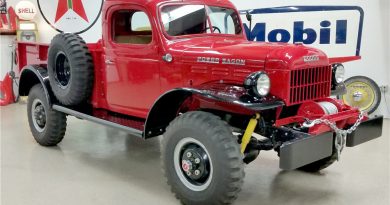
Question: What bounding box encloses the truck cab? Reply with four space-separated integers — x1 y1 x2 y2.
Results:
101 0 250 118
16 0 383 205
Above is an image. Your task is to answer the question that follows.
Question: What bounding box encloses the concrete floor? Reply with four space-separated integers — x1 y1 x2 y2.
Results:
1 103 389 205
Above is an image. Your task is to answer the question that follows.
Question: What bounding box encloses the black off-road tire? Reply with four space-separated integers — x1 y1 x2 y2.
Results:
48 33 94 106
162 111 244 205
27 84 67 146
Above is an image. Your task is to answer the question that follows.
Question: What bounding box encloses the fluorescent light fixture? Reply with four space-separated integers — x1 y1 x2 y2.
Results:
19 22 36 30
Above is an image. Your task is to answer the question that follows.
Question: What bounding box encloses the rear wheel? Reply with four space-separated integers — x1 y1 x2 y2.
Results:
162 111 244 205
27 84 67 146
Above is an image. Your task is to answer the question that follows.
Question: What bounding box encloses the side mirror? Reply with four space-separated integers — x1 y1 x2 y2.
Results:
245 11 253 40
246 11 252 22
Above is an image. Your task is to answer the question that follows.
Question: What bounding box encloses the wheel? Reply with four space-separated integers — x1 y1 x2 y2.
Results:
162 111 244 205
338 76 381 114
47 33 94 106
27 84 67 146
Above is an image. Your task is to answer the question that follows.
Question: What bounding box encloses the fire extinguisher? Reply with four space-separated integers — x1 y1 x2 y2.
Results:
0 43 18 106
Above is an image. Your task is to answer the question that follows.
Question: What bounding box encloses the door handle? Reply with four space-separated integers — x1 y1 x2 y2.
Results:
105 59 114 65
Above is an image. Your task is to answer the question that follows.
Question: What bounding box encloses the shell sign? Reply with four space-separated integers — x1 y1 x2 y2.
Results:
15 1 37 20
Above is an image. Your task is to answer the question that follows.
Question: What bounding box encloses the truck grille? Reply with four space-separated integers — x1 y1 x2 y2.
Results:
289 66 332 105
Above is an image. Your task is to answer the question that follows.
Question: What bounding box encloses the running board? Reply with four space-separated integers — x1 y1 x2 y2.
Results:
52 105 144 138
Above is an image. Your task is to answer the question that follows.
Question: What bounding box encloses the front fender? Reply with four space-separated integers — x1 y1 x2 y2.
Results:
192 82 285 111
144 82 284 138
19 65 55 106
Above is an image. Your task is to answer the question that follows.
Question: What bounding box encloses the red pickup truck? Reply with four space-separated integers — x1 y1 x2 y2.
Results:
16 0 383 204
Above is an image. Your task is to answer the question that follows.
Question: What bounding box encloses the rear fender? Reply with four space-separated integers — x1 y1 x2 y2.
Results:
19 65 55 106
144 82 284 138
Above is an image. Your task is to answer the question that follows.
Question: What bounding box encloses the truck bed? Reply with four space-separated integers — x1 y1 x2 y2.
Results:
16 41 103 72
16 41 109 109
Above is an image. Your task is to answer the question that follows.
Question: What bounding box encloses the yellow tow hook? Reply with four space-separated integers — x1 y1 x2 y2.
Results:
241 113 260 154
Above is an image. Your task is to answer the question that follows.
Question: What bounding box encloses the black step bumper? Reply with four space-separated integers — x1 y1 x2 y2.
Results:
279 116 383 170
346 115 383 147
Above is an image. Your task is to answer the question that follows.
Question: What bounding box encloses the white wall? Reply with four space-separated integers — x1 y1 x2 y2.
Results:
1 0 389 117
0 36 15 77
231 0 389 117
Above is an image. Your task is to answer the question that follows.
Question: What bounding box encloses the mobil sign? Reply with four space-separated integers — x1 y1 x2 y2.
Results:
241 6 364 60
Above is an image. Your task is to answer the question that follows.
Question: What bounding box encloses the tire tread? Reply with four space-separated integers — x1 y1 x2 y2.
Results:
27 84 67 146
162 111 244 205
48 33 94 106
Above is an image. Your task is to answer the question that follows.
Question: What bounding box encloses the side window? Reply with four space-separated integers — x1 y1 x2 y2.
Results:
112 10 152 45
208 13 235 34
225 16 235 34
207 7 242 35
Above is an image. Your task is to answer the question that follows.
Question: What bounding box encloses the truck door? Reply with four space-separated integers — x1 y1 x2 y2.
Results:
104 6 160 118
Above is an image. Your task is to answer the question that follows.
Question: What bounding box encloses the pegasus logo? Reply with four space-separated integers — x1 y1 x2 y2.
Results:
55 0 88 23
38 0 103 34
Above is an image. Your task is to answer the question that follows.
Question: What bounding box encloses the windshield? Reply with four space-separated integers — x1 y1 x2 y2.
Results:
161 5 242 37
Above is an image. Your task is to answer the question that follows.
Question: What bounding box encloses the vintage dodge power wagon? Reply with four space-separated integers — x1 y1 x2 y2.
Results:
17 0 383 204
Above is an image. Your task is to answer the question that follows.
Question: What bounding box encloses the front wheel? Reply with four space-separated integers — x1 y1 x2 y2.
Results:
162 111 244 205
27 84 67 146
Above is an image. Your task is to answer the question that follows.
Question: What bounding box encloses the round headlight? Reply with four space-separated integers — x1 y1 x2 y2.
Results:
334 64 345 83
256 74 271 96
244 72 271 97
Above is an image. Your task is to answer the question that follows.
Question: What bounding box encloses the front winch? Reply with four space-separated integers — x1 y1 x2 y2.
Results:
318 101 339 115
297 100 340 118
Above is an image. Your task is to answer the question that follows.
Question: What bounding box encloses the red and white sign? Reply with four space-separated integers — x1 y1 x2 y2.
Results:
15 1 36 20
37 0 103 34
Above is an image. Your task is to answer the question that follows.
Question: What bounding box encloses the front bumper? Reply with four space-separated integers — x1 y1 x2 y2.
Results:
279 116 383 170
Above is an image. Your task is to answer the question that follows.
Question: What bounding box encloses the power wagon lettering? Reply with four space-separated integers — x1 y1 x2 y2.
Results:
197 57 220 64
197 57 246 66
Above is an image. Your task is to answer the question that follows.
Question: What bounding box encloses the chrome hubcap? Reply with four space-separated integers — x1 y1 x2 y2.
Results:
353 91 363 102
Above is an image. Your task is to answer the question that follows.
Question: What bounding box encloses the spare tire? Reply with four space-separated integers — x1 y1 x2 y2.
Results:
338 76 382 114
48 33 93 106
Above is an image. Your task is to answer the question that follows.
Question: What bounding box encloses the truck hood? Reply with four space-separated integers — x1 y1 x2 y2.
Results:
167 36 329 70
